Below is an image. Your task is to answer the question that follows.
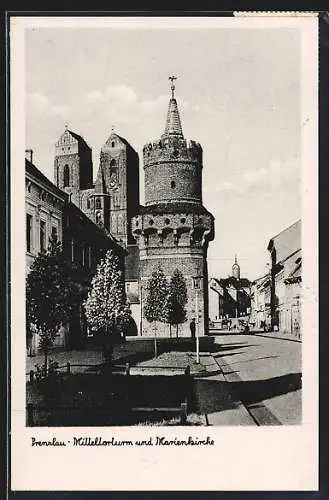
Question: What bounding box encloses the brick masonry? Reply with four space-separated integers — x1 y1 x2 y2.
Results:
134 94 214 337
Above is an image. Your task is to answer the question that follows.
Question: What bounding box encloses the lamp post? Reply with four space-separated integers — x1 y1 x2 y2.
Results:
193 277 201 364
195 287 200 363
140 281 143 336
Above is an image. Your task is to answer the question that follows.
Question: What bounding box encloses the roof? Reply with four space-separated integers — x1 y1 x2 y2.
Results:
102 132 137 152
284 260 302 284
267 220 301 263
219 276 252 289
65 201 125 254
67 129 91 150
209 278 224 296
25 159 68 201
139 202 214 217
94 164 107 194
253 273 271 288
162 98 184 138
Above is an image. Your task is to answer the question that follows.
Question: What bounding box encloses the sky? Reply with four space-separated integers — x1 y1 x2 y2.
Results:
25 25 301 281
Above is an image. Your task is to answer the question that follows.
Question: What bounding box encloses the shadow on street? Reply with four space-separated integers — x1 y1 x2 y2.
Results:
230 372 302 406
194 372 301 416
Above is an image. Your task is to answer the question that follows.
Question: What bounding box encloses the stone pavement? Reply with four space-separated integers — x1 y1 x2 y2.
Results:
190 353 256 425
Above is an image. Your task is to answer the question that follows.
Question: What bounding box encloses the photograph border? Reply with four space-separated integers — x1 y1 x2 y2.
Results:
5 8 325 497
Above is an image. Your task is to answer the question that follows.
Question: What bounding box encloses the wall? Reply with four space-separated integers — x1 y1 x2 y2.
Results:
144 162 202 205
143 138 202 206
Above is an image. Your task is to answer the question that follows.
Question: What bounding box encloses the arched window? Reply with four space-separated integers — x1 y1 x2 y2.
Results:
110 159 117 176
171 180 176 189
95 197 101 209
87 198 91 209
63 165 70 187
111 141 115 148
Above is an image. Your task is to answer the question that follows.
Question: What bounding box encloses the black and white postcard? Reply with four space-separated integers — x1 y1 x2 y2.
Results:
10 13 318 491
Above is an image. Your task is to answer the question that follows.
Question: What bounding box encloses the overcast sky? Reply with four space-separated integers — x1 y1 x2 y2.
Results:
25 25 301 280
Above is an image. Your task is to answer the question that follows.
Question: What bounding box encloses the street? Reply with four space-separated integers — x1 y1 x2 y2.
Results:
200 333 302 425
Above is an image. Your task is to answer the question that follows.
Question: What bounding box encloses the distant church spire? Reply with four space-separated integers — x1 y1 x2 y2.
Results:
162 75 184 138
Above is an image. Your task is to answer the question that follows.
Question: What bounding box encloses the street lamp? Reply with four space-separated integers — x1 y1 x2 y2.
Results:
193 276 202 364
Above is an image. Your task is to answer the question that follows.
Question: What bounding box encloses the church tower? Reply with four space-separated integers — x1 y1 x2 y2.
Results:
232 255 241 280
54 126 93 206
133 77 215 336
93 130 139 245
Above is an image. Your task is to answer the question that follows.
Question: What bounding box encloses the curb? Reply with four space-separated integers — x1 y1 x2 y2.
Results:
253 333 301 343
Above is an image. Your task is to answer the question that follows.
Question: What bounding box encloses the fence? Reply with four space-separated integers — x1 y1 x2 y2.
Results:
26 361 131 382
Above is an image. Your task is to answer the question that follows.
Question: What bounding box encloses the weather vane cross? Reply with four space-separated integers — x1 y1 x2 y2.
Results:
169 75 177 98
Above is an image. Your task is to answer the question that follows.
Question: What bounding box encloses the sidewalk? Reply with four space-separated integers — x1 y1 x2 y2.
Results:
252 330 301 342
209 328 301 343
191 353 256 426
129 349 256 425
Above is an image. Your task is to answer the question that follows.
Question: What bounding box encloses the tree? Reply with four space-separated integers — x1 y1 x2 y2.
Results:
144 267 168 357
26 236 80 372
165 269 188 338
83 249 131 367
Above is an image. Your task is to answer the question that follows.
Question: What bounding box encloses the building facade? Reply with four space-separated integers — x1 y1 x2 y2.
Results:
267 220 301 338
132 79 215 336
54 126 140 331
26 152 125 352
26 152 66 274
249 273 271 330
54 126 139 245
209 257 251 327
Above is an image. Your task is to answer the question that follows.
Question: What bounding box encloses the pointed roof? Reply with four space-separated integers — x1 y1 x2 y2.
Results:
101 131 137 152
267 220 301 263
162 98 184 138
95 164 107 194
233 254 239 267
162 76 184 138
55 126 91 150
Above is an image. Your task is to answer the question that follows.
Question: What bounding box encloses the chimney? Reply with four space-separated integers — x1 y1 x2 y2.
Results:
25 149 33 163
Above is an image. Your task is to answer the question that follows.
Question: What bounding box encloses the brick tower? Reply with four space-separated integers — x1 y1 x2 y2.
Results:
93 130 139 245
132 77 214 336
54 125 93 206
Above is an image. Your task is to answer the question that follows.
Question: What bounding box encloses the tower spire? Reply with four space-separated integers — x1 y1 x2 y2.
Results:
232 254 240 279
162 76 184 138
169 75 177 99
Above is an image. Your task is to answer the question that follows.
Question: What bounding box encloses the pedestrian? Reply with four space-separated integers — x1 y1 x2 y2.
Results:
190 318 196 339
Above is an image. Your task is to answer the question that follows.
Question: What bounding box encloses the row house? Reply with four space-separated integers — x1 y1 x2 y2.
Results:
266 220 301 338
25 151 125 352
209 257 251 328
249 274 271 330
